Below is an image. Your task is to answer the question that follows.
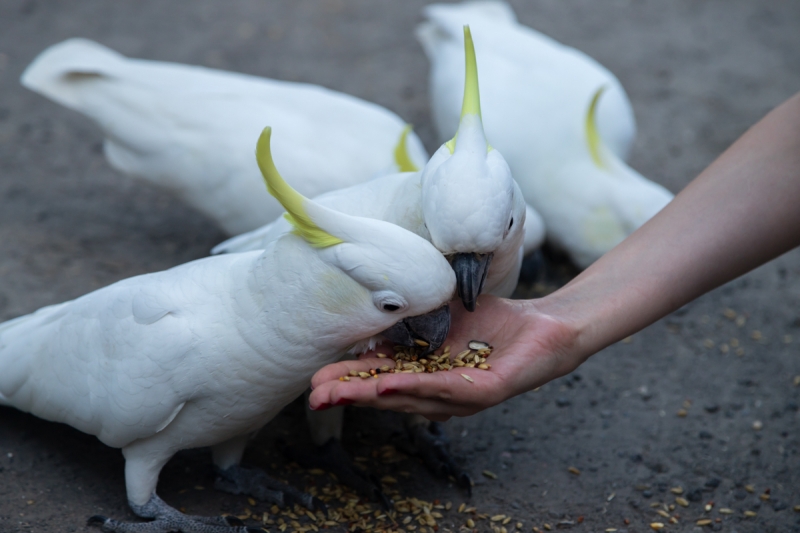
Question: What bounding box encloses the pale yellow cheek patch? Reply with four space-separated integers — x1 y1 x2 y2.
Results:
315 272 371 314
582 206 626 249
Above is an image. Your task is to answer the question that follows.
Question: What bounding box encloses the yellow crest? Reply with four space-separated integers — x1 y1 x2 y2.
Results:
446 25 490 154
586 86 609 170
256 128 344 248
393 124 420 172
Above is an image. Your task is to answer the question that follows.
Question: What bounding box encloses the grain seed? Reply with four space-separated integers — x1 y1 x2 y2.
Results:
675 497 689 507
568 466 581 475
744 510 757 518
469 340 490 350
482 470 498 479
656 510 670 518
696 519 712 526
745 484 755 493
677 409 688 417
670 487 683 495
466 518 475 528
649 523 664 531
461 373 474 383
719 508 733 514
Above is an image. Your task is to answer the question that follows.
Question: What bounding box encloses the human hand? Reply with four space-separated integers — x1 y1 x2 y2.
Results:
308 295 581 421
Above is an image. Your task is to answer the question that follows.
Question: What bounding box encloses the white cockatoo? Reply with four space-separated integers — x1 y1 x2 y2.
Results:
215 27 545 312
20 38 428 236
213 27 538 499
0 128 455 533
417 1 674 268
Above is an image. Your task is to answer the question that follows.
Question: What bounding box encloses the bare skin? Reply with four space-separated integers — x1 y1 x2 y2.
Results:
309 91 800 421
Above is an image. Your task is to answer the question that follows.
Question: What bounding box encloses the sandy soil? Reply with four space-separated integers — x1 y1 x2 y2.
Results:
1 1 799 532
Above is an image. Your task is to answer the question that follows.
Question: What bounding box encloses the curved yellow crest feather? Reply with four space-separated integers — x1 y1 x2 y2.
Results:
446 25 489 154
586 86 609 170
256 128 344 248
393 124 420 172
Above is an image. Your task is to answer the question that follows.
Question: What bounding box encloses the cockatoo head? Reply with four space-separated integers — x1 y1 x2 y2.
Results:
419 26 526 311
257 128 456 352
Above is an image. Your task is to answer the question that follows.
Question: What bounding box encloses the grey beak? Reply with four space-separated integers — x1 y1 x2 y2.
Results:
452 252 494 312
379 305 451 355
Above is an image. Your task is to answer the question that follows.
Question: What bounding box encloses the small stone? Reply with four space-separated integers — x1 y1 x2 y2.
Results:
704 478 721 489
704 404 719 414
555 397 571 408
699 430 713 439
687 489 703 502
642 490 653 499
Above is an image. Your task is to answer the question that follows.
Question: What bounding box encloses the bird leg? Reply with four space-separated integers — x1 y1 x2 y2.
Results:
214 464 326 514
403 416 473 496
87 493 259 533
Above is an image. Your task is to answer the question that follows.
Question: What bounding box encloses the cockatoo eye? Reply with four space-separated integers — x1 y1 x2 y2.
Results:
503 216 514 239
373 291 408 313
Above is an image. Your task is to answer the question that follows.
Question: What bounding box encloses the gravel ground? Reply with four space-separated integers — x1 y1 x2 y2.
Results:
1 1 799 532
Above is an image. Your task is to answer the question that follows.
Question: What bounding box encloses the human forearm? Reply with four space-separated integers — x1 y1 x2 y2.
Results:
539 91 800 362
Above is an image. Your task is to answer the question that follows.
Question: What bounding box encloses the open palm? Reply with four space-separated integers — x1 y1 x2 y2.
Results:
309 295 580 421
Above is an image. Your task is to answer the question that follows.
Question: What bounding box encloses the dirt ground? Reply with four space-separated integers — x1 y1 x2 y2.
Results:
1 1 800 532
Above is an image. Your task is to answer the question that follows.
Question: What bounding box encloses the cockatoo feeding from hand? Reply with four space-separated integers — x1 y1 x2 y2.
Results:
215 27 545 312
213 26 541 500
417 1 674 268
20 38 428 236
0 128 455 533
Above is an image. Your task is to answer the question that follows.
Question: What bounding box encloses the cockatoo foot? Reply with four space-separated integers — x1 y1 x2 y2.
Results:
405 421 473 497
214 464 327 515
281 438 392 510
87 493 259 533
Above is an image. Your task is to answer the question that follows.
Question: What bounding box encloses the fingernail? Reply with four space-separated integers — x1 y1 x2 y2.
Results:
311 403 331 411
378 388 397 396
333 398 355 406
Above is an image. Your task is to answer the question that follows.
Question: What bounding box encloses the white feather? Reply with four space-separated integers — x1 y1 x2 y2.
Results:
0 212 455 506
418 1 674 268
21 38 428 236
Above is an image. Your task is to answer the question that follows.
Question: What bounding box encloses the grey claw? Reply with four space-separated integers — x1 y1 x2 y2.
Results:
87 515 109 528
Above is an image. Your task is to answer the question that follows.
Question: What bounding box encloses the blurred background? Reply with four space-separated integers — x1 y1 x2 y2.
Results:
1 1 799 532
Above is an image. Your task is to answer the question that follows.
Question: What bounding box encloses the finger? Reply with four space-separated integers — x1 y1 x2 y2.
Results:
310 375 481 418
375 368 504 405
353 392 478 418
310 357 388 389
